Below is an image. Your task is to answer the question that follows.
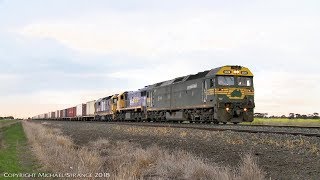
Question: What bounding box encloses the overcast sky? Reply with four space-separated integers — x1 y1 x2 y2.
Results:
0 0 319 118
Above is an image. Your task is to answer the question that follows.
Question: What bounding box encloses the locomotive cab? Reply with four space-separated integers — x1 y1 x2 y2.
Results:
209 66 255 123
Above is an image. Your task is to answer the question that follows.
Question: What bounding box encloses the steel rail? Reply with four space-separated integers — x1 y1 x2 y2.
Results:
105 121 320 138
32 119 320 137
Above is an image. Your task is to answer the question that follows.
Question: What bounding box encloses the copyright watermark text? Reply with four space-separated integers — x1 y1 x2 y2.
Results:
2 172 110 178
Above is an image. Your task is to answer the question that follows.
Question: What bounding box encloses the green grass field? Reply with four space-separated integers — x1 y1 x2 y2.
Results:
0 120 19 129
0 122 32 179
245 118 320 127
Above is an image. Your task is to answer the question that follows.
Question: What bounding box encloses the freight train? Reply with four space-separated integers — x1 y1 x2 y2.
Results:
32 65 255 124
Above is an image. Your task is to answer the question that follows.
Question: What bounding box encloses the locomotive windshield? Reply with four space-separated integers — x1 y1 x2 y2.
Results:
217 76 253 87
237 77 252 87
217 76 235 86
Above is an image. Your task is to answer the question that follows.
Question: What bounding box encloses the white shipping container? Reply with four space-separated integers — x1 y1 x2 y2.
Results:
86 100 96 116
76 104 83 117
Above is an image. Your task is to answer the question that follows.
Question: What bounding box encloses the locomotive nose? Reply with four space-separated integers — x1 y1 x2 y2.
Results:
235 109 241 115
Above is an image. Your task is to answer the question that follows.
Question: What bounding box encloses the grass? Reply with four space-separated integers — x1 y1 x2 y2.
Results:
91 140 265 179
23 121 266 180
22 122 103 176
244 118 320 127
0 122 28 177
0 120 19 129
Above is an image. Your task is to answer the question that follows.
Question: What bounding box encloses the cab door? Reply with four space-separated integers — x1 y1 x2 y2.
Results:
111 96 118 114
203 80 208 103
147 91 153 108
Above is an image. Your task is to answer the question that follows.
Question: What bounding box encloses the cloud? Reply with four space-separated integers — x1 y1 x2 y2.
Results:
17 11 263 57
17 9 320 70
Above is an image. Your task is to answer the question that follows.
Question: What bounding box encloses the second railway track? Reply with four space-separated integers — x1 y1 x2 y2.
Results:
105 121 320 138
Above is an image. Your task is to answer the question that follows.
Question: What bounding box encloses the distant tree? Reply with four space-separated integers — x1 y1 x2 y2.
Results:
313 112 319 119
295 114 301 119
2 116 14 120
254 113 268 118
288 113 295 119
301 115 308 119
281 115 286 118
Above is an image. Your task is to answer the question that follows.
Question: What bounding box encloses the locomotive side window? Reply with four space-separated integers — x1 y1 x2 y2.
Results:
237 77 252 86
217 76 234 86
210 79 215 87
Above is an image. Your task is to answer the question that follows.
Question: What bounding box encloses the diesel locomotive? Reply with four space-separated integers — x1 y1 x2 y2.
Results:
33 65 255 124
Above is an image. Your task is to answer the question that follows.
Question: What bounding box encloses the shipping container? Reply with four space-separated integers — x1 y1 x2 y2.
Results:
51 112 55 119
56 110 60 118
86 100 96 116
61 109 67 118
64 109 68 118
60 110 64 118
67 107 76 118
76 104 87 117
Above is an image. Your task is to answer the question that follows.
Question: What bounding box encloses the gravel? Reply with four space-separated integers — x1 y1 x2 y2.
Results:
107 122 320 135
35 120 320 180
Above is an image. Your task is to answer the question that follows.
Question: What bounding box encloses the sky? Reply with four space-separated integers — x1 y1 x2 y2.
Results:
0 0 319 118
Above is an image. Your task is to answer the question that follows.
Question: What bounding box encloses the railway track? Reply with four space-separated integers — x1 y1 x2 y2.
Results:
35 119 320 137
105 121 320 138
235 124 320 129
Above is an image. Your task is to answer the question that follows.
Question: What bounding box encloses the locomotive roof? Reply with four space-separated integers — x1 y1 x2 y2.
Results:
145 65 253 89
207 65 253 77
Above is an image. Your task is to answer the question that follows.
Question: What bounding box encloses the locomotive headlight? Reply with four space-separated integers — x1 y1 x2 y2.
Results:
226 107 230 111
244 108 247 112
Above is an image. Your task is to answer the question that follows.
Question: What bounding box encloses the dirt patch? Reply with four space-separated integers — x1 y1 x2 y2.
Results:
36 120 320 180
